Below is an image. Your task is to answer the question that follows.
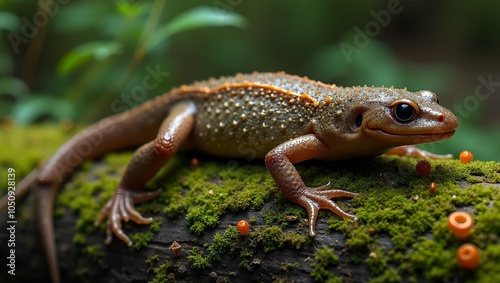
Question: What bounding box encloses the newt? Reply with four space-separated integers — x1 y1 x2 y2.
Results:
0 72 458 283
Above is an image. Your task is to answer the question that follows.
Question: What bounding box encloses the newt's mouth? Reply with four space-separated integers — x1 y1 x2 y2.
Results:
368 128 456 143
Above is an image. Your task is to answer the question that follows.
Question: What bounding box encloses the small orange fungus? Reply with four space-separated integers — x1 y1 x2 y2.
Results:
430 182 437 196
447 211 474 240
457 243 480 270
459 150 473 164
237 220 250 235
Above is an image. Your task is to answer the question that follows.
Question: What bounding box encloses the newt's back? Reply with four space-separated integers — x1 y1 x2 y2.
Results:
168 72 339 158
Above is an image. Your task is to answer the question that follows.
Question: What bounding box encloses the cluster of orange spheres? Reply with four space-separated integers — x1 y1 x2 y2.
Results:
447 211 480 270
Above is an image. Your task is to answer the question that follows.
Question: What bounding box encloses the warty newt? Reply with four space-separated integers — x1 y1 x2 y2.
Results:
0 72 458 283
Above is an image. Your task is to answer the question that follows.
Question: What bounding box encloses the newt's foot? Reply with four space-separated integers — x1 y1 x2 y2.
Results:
386 145 453 159
298 183 357 236
94 187 161 246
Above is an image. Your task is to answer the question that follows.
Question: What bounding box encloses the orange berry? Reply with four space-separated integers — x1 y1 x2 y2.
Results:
190 158 199 168
457 243 480 270
430 182 437 196
416 160 431 177
237 220 250 235
447 211 474 240
459 150 473 164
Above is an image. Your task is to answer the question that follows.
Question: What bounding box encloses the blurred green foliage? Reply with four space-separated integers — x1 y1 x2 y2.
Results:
1 0 499 160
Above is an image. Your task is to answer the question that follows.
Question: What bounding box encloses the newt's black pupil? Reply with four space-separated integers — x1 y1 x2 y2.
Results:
393 103 415 123
355 113 363 127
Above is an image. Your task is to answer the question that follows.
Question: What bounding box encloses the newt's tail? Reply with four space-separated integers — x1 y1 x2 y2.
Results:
34 182 61 283
0 94 174 283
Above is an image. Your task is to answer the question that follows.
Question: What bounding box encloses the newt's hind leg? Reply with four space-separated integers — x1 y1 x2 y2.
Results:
95 101 196 246
385 145 453 159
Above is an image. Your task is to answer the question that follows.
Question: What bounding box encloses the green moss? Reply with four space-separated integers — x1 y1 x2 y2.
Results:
162 161 276 234
345 226 373 251
0 125 75 194
86 244 104 261
187 226 241 269
207 225 240 262
130 218 163 250
262 201 305 228
131 231 154 250
73 232 87 246
369 268 402 283
320 156 500 281
185 224 307 271
249 226 308 253
257 226 285 252
187 247 211 269
310 246 341 283
149 217 163 233
3 126 500 282
283 231 308 249
279 261 300 271
145 254 160 273
471 244 500 283
475 204 500 240
366 248 388 275
408 239 455 281
149 260 177 283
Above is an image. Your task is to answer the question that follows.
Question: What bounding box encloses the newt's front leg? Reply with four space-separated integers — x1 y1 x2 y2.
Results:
265 134 357 236
95 101 196 246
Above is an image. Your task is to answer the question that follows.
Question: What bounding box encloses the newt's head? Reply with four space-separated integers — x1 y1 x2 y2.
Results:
324 87 458 158
364 89 458 144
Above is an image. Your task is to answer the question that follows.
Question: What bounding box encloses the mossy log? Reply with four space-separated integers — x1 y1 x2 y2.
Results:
1 126 500 283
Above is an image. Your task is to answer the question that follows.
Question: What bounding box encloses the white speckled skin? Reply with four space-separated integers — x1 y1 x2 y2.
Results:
164 72 458 159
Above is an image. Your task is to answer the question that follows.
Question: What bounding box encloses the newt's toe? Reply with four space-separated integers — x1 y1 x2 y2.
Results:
300 187 357 236
94 187 161 246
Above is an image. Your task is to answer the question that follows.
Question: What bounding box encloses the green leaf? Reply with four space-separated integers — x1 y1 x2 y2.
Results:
0 77 29 98
58 41 123 75
147 6 247 52
0 12 21 33
12 96 76 124
116 0 150 18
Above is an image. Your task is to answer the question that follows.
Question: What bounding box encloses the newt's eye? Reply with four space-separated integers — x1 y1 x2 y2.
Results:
391 102 417 123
